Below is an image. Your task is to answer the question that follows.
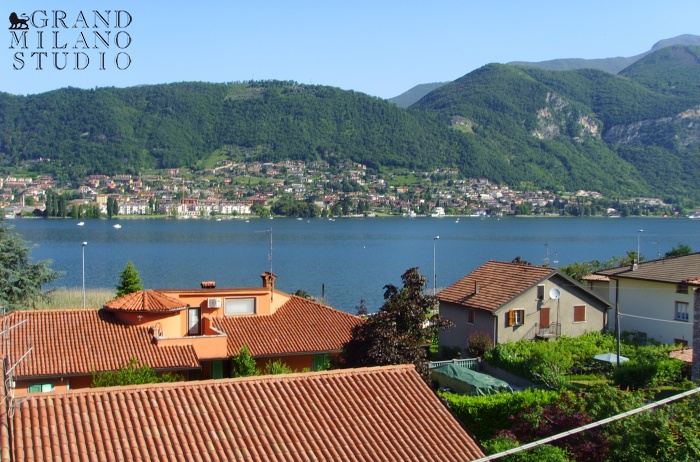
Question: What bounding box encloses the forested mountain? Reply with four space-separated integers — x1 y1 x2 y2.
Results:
1 44 700 202
410 45 700 202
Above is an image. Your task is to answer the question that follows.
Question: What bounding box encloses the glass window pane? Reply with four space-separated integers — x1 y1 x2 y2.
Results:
224 298 255 315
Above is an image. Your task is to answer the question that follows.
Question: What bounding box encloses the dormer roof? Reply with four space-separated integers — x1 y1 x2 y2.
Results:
103 290 188 312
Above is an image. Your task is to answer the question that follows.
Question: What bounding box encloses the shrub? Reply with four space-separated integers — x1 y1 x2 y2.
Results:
482 436 571 461
231 345 259 377
440 388 562 440
466 331 492 358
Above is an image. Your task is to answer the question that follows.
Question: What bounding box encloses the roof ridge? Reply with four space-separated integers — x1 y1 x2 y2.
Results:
25 364 415 397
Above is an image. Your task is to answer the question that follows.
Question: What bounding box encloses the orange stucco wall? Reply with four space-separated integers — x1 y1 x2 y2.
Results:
256 355 314 373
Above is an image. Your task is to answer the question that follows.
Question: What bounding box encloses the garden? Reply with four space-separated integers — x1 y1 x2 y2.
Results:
438 332 698 461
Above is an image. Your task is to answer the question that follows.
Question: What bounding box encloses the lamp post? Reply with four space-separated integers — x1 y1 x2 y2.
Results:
637 229 643 265
81 242 87 309
433 236 439 295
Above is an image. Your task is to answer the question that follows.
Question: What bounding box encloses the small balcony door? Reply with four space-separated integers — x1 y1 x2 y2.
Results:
188 307 201 336
539 307 550 331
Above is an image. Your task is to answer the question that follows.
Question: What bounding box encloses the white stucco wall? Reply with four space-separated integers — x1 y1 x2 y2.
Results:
615 279 693 345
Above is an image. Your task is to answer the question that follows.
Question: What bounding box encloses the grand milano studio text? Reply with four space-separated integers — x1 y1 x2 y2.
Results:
10 10 132 70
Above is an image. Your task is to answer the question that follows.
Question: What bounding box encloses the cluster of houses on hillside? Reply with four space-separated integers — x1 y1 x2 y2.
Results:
1 251 699 459
1 161 674 219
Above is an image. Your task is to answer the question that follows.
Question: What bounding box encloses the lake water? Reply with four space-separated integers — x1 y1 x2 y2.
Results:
9 216 700 313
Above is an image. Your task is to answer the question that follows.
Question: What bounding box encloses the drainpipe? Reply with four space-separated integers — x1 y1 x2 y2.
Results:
693 288 700 383
615 279 621 368
493 314 498 346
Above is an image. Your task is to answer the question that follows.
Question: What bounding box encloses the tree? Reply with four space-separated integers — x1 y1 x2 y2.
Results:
231 345 259 377
0 223 61 311
665 242 692 258
91 358 179 387
337 267 452 380
116 261 143 297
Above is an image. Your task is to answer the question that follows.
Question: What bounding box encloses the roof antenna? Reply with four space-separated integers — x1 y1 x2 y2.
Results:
267 228 273 301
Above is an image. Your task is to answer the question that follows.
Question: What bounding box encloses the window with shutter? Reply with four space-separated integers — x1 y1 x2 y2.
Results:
574 305 586 323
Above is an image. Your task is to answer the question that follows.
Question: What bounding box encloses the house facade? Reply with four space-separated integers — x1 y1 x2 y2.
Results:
588 252 700 345
4 272 361 395
438 261 610 355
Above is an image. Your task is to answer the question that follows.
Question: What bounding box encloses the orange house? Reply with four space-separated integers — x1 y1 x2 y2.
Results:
4 272 362 395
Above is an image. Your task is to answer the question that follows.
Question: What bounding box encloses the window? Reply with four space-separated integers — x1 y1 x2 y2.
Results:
467 308 475 325
188 307 201 335
573 305 586 323
507 309 525 327
28 383 54 393
675 301 689 322
676 284 689 294
536 284 545 300
224 297 256 316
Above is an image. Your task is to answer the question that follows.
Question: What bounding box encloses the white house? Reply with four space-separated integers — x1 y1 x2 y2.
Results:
588 252 700 345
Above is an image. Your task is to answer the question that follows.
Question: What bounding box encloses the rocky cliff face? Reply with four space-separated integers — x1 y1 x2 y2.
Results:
532 92 601 142
603 106 700 147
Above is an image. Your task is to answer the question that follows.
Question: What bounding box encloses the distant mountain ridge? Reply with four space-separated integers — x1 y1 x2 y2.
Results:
389 34 700 108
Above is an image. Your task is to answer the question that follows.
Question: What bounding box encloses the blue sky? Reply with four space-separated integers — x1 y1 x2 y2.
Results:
4 0 699 98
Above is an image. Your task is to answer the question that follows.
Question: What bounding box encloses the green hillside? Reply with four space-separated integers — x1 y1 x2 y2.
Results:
411 47 700 202
2 45 700 202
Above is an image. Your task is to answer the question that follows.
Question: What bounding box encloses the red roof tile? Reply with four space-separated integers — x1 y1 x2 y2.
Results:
10 365 486 461
594 252 700 284
3 310 199 379
214 295 362 357
103 290 188 312
437 260 555 311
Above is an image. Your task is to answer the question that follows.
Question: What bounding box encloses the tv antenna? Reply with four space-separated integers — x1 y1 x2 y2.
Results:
267 228 273 275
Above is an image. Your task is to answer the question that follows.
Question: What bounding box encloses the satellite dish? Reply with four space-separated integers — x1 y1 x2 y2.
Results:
549 288 561 300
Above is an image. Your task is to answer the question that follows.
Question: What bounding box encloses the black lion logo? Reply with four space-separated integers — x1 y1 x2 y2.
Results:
9 12 29 29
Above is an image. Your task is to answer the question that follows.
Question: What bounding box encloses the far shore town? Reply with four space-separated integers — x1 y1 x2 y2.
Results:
1 160 690 219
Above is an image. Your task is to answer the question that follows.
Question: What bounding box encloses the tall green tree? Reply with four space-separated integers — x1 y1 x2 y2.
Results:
115 261 143 297
337 267 452 380
0 223 61 311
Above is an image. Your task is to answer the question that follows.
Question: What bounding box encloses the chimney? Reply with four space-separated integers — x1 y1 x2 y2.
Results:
474 281 479 295
260 272 276 291
692 288 700 383
201 281 216 289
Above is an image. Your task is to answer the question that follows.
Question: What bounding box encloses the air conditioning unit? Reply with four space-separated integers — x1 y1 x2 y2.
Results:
208 297 221 308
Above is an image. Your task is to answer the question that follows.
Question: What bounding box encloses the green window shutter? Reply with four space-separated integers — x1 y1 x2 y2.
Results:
28 383 54 393
211 360 223 379
312 354 330 371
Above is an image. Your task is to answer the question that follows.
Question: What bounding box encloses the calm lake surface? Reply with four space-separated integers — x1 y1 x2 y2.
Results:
10 216 700 313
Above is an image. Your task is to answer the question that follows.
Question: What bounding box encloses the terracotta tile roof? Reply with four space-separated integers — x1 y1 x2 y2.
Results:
582 273 610 282
437 260 555 311
3 310 199 380
9 365 486 461
594 252 700 285
670 348 692 363
103 290 188 312
214 295 362 357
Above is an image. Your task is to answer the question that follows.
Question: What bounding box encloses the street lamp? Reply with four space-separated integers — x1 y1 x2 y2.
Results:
81 242 87 309
637 229 643 265
433 236 439 295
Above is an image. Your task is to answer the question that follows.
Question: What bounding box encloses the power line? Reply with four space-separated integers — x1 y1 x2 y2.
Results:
471 386 700 462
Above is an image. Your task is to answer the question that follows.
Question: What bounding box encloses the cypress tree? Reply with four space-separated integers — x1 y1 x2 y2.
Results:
116 261 143 297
